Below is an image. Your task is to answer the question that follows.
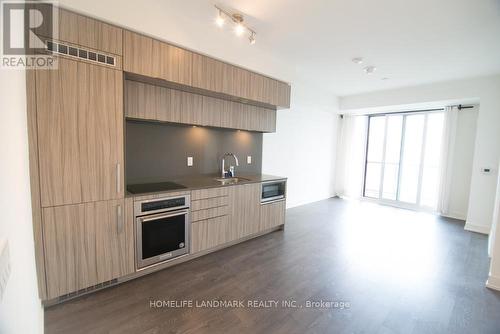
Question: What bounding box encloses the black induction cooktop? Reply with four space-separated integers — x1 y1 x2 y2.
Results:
127 181 187 194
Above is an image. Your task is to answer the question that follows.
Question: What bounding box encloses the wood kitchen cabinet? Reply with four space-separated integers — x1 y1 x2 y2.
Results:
191 187 230 253
36 58 124 207
228 183 262 240
191 216 230 253
43 199 134 299
125 80 277 132
123 31 290 108
123 31 193 85
123 31 155 77
191 53 225 93
155 40 193 86
260 200 286 230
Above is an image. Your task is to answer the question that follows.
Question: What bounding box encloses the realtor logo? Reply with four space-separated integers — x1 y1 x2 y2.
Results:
1 0 58 69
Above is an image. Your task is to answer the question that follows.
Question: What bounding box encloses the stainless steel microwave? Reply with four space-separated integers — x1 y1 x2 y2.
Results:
261 180 286 203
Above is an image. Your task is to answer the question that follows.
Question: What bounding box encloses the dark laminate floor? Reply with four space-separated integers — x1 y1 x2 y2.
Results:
45 198 500 334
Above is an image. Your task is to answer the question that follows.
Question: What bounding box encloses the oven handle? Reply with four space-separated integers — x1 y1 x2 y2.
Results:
139 209 189 223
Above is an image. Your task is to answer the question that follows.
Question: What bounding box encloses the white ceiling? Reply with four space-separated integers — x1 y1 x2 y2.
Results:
61 0 500 96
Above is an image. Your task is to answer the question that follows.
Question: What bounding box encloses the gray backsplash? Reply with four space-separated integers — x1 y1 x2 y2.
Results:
126 120 263 184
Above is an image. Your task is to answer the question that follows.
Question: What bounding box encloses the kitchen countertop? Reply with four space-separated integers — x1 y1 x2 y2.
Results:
126 173 287 197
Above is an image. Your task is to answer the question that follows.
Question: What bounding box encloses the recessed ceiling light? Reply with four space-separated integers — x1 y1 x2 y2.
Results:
352 57 363 64
364 66 377 74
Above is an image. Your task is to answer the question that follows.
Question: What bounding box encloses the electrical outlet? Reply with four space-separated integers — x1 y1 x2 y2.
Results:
0 239 11 301
482 167 493 174
187 156 193 167
247 156 252 164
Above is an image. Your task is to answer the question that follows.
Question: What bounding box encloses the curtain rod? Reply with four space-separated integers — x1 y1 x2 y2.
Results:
342 104 475 117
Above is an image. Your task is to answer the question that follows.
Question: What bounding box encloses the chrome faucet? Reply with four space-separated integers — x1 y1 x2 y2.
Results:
221 153 239 178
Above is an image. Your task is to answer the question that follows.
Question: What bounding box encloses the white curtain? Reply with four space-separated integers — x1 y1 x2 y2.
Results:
335 115 369 199
437 106 459 215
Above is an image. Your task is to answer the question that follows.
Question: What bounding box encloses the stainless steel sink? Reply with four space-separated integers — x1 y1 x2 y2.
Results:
214 177 250 184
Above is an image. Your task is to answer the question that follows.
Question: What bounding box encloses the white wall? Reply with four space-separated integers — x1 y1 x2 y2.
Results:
0 69 44 332
262 82 338 208
340 74 500 233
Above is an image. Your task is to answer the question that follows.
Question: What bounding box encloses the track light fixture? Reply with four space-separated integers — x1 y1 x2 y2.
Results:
214 5 256 45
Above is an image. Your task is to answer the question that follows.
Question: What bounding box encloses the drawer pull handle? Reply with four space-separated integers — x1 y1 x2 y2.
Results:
116 163 121 194
117 205 123 234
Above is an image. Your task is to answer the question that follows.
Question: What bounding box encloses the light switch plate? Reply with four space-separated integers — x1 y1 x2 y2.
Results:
0 239 11 301
247 156 252 164
187 156 193 167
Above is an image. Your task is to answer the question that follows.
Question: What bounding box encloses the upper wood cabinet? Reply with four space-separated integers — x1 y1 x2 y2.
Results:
36 58 124 207
122 31 290 108
125 80 276 132
123 31 193 85
34 6 122 55
43 199 134 299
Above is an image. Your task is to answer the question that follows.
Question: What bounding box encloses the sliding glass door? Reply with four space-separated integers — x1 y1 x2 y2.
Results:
363 112 445 210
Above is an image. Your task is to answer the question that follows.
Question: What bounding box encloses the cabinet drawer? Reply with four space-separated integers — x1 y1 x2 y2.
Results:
191 187 229 200
191 196 228 211
191 215 230 253
191 206 228 222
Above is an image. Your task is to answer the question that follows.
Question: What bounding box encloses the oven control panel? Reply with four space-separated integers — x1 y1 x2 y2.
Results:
141 197 185 213
135 195 190 217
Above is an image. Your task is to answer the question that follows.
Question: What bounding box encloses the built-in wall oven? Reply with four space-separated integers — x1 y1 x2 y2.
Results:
134 195 190 269
261 180 286 203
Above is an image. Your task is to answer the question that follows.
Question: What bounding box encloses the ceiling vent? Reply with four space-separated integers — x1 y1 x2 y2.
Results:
46 40 116 66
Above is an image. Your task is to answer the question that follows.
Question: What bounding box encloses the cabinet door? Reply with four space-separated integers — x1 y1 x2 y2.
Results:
191 216 230 253
124 80 158 120
124 31 193 85
262 109 277 133
228 183 261 240
276 81 291 108
192 54 224 92
36 58 124 207
260 200 286 231
74 12 123 55
159 41 193 86
201 95 222 127
43 199 134 299
248 72 266 103
178 90 203 125
123 31 154 77
33 6 122 55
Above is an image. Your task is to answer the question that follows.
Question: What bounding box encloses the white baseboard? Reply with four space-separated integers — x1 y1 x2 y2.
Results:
464 221 490 235
441 212 467 221
286 194 335 209
486 275 500 291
